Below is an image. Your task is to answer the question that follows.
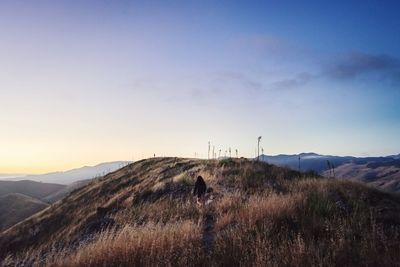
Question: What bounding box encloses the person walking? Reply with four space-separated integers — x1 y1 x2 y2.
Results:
193 176 207 206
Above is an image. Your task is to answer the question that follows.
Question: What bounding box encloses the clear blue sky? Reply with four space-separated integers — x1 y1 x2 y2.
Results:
1 0 399 172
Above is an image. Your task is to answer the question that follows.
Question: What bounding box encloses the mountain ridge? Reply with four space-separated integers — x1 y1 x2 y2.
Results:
0 180 65 200
1 157 400 266
3 161 131 185
260 152 400 193
0 193 49 231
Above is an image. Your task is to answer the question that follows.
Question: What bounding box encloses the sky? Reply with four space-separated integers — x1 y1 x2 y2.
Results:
1 0 400 173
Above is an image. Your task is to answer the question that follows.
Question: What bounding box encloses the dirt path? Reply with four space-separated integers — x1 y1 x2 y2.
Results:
202 209 216 257
200 185 225 257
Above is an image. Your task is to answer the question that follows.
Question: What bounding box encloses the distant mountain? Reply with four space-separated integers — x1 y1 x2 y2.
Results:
328 159 400 193
8 161 131 185
259 153 397 174
43 179 92 203
0 163 127 230
0 193 49 231
0 181 63 231
0 174 27 180
0 180 65 200
260 153 400 193
0 162 129 231
391 154 400 160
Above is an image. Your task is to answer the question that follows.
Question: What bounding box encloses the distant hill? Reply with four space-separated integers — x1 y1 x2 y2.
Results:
0 174 27 180
260 152 397 173
1 158 400 266
43 179 92 203
0 180 65 199
0 181 63 231
0 163 129 232
7 161 131 185
0 193 49 231
260 153 400 193
328 159 400 193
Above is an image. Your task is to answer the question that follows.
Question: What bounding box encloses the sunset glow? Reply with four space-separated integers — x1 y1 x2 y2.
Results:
1 1 399 173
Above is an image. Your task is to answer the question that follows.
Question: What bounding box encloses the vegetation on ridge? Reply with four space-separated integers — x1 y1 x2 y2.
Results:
1 158 400 266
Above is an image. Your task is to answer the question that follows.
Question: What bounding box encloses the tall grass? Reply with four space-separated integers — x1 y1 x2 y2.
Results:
212 180 400 267
26 222 205 267
2 159 400 267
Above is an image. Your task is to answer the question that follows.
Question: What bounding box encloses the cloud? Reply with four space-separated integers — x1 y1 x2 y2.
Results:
269 52 400 90
271 72 314 90
212 71 263 92
324 52 400 82
209 52 400 94
212 71 317 92
228 34 293 60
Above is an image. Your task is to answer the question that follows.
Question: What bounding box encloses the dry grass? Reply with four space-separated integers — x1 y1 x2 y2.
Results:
212 180 400 267
43 222 204 267
114 198 201 225
2 158 400 267
3 222 205 267
0 193 49 231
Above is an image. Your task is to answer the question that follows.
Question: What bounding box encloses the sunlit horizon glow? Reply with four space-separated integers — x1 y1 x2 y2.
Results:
1 1 400 174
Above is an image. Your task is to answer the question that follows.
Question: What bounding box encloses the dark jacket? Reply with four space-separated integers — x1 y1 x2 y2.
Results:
193 176 206 198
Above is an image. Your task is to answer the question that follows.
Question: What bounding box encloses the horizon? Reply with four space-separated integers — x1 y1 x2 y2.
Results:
1 151 399 175
1 1 399 173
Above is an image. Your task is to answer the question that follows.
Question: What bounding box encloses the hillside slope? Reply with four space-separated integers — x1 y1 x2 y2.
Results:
0 181 63 231
261 153 400 193
42 179 92 203
0 193 49 231
0 180 65 199
1 158 400 266
327 160 400 193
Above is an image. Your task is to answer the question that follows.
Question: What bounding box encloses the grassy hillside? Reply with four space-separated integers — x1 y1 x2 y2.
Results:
260 154 400 193
1 158 400 266
0 180 65 200
329 160 400 193
43 179 92 204
0 193 49 231
0 181 63 232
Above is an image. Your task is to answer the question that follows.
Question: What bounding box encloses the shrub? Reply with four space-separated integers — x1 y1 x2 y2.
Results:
172 173 194 186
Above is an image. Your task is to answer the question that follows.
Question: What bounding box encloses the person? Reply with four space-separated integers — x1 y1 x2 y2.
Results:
193 176 207 206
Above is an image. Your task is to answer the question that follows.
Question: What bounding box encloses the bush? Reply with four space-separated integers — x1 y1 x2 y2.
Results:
172 173 194 186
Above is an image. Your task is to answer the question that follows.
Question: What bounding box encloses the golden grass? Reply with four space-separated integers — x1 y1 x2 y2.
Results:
2 158 400 267
114 198 201 225
212 180 400 267
39 221 205 267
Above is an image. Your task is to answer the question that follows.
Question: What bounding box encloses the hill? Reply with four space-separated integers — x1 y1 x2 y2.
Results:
0 180 64 231
261 153 400 193
0 180 65 199
0 163 129 230
43 179 92 203
328 159 400 193
0 193 49 231
260 153 397 173
1 157 400 266
10 161 131 185
0 174 26 180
